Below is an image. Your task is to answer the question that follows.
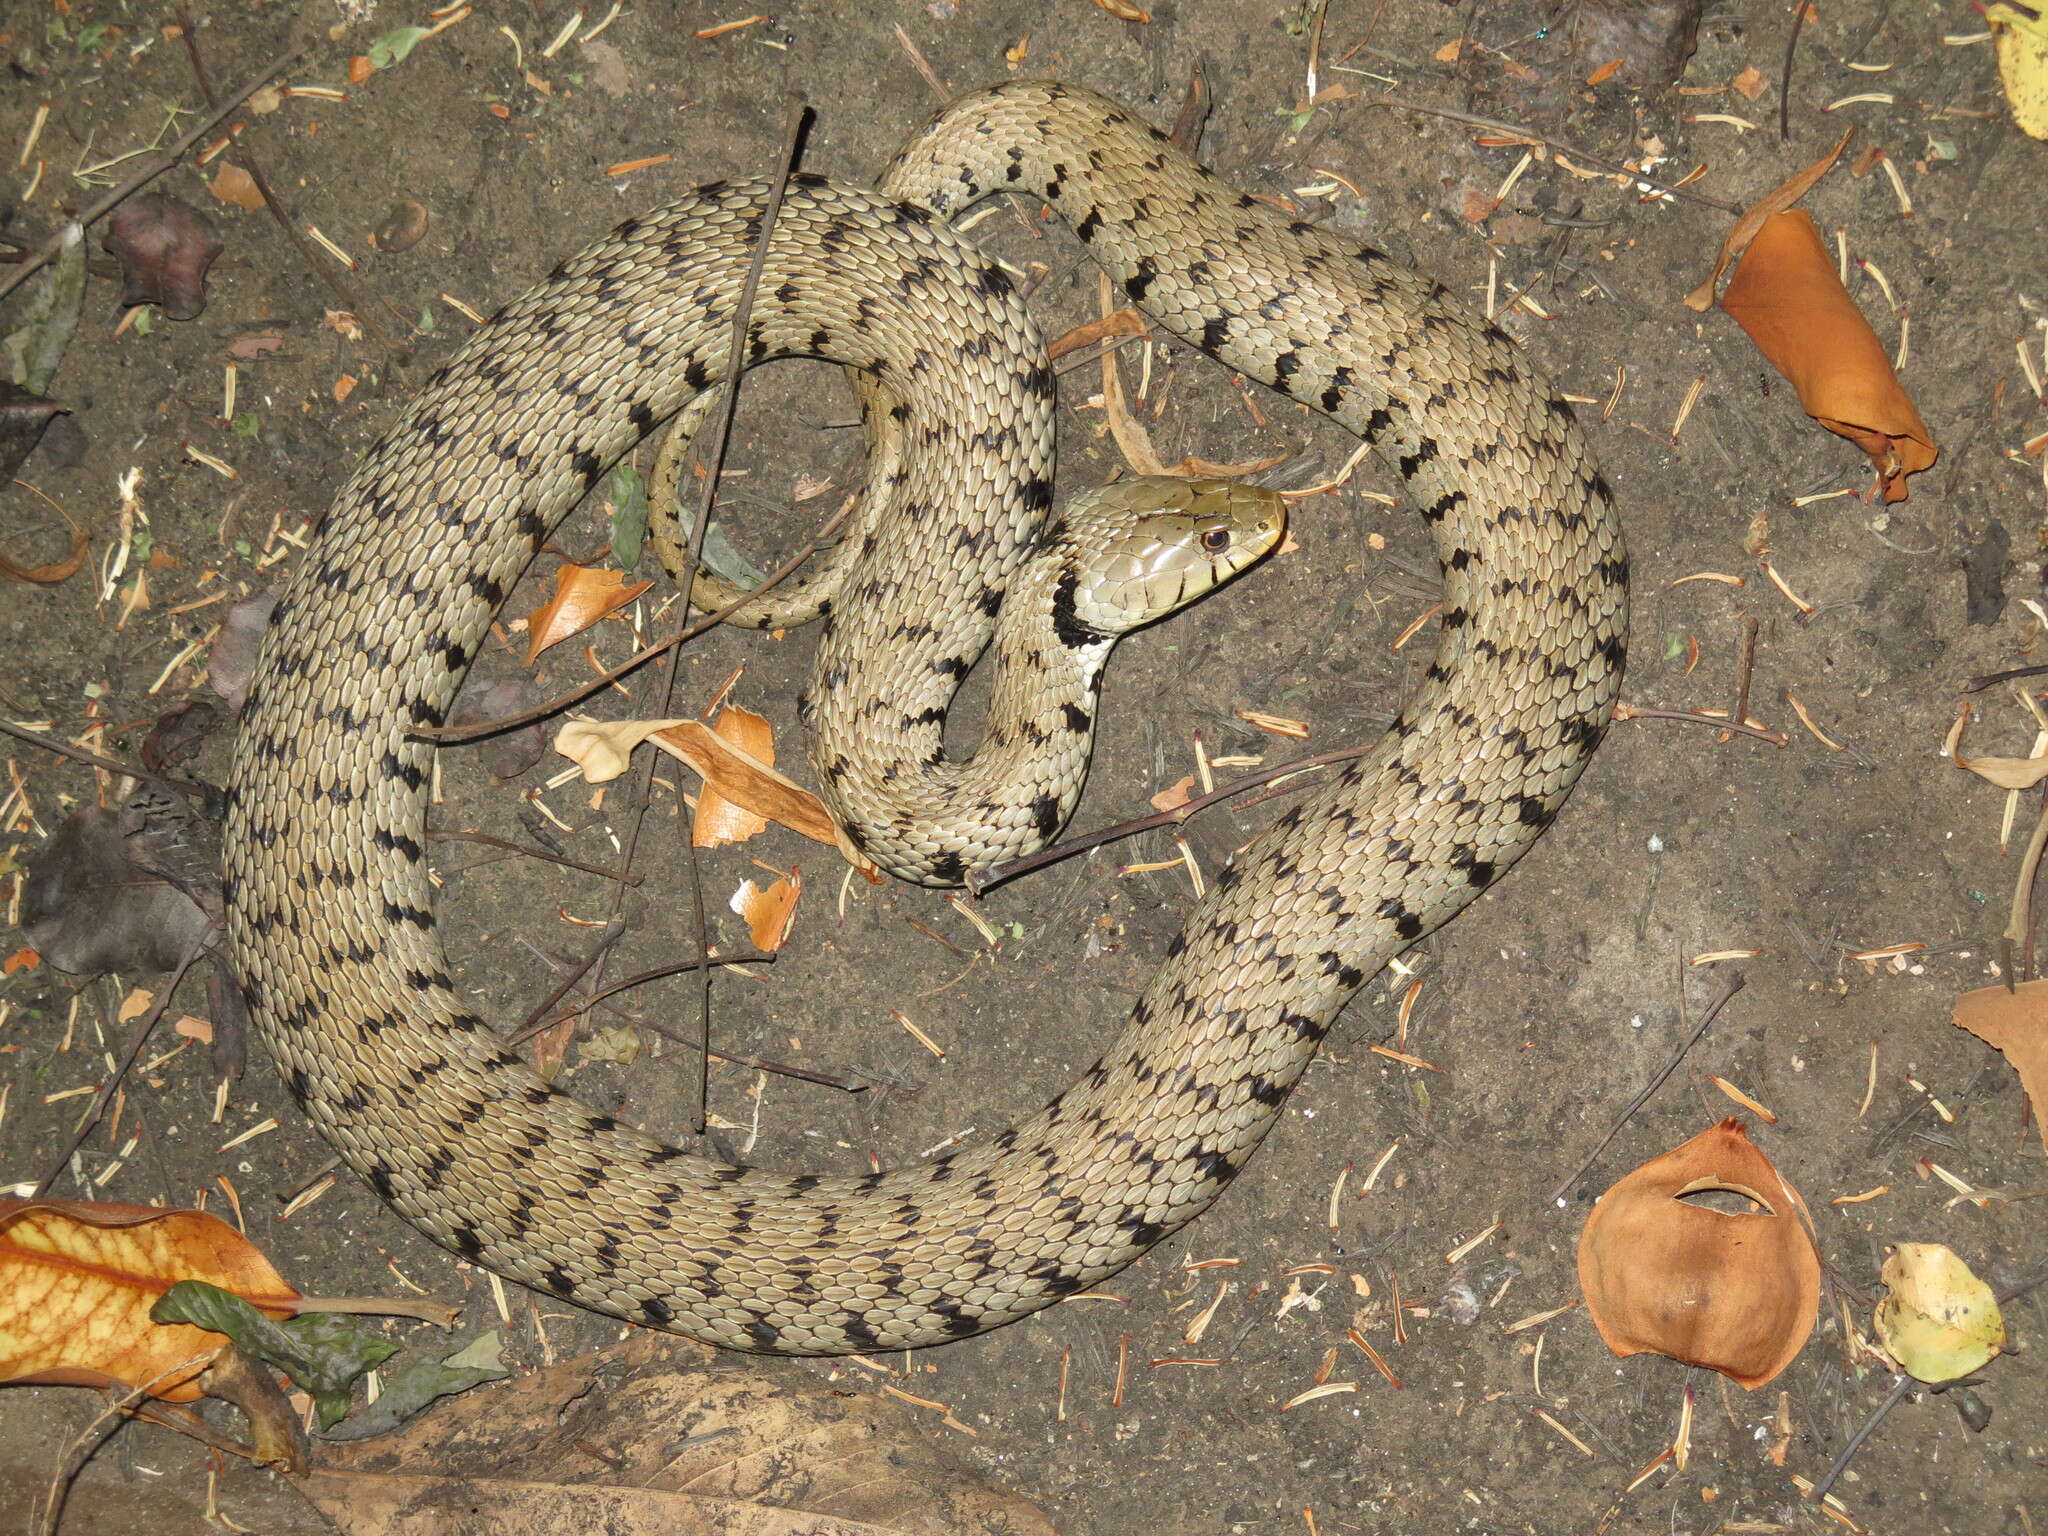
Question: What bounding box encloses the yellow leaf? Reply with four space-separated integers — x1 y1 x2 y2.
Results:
1989 2 2048 139
0 1201 299 1401
1874 1243 2005 1383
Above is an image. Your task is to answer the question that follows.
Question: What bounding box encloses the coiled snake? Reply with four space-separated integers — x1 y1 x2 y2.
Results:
225 82 1625 1354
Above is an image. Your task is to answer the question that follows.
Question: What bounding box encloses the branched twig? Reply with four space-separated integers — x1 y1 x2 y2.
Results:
424 827 642 884
513 953 777 1046
0 40 307 304
967 742 1379 895
0 717 209 798
1548 972 1747 1205
1612 702 1789 746
1369 98 1739 213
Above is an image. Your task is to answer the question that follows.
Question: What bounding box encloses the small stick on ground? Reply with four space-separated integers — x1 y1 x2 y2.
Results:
1548 972 1747 1205
1778 0 1811 142
32 926 214 1198
1961 663 2048 694
0 39 308 304
1611 702 1788 746
0 717 209 799
1721 613 1760 744
425 828 643 884
512 954 778 1046
967 743 1379 895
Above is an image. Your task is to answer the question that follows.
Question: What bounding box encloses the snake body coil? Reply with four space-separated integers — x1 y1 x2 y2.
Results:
225 83 1625 1355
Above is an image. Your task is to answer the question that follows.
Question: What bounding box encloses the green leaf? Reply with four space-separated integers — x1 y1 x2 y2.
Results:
232 412 261 440
152 1281 399 1430
76 22 112 52
232 537 252 559
132 306 155 336
320 1331 510 1443
367 25 433 68
608 464 648 572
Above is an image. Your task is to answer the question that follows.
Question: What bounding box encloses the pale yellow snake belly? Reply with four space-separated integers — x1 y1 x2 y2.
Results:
224 82 1625 1355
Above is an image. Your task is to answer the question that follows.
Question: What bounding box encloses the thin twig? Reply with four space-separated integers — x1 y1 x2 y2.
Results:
38 1355 222 1536
1611 702 1789 746
0 40 308 304
1962 662 2048 694
1548 972 1748 1205
33 926 214 1198
424 827 642 884
967 742 1379 895
1369 98 1739 213
1722 613 1761 744
514 954 778 1044
506 925 623 1047
172 7 390 346
1779 0 1811 143
1805 1373 1910 1505
409 494 855 745
0 716 209 797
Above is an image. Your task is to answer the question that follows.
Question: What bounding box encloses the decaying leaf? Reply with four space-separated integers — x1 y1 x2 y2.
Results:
1874 1243 2005 1384
1720 211 1937 503
1684 126 1852 311
104 195 226 319
22 805 212 975
301 1330 1054 1535
523 563 653 666
1048 306 1149 360
694 704 776 847
0 525 88 584
0 1201 299 1401
449 674 548 779
1943 699 2048 789
209 163 266 213
0 380 66 483
1952 980 2048 1154
730 870 801 951
1577 1119 1821 1389
154 1281 399 1431
554 718 873 872
2 222 85 397
208 589 280 712
1988 2 2048 139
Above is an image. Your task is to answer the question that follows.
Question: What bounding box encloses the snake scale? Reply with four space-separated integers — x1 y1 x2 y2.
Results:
225 82 1625 1354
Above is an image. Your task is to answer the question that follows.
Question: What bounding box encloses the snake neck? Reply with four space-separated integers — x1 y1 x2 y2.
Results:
804 538 1115 887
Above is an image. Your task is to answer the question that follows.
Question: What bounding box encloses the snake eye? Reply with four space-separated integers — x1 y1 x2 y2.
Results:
1201 527 1231 552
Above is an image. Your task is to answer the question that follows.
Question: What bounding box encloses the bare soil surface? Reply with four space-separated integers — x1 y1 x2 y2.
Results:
3 2 2043 1533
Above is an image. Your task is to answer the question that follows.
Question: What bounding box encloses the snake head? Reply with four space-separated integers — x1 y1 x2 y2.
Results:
1053 476 1286 635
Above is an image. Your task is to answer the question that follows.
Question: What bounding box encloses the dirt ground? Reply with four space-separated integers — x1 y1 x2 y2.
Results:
2 0 2044 1532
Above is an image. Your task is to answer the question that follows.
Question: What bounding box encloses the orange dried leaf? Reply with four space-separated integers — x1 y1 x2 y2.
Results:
1150 774 1197 813
1 529 89 585
730 870 801 951
694 705 777 848
523 564 653 666
2 948 38 975
1684 126 1853 311
0 1201 300 1402
1731 65 1768 101
1585 57 1626 86
1952 980 2048 1154
1720 211 1936 503
1048 307 1149 361
1089 0 1150 20
209 163 265 212
1577 1119 1820 1389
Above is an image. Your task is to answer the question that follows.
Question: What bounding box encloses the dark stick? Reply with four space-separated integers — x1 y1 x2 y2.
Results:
0 40 308 304
1805 1373 1910 1505
32 927 214 1197
966 742 1379 895
172 8 391 346
408 492 854 745
516 954 779 1042
424 828 643 884
1723 613 1761 744
1779 0 1811 143
506 925 623 1048
1547 972 1747 1205
0 716 209 797
1961 663 2048 694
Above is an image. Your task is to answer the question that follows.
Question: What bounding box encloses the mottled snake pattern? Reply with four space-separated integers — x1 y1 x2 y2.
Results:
225 83 1626 1354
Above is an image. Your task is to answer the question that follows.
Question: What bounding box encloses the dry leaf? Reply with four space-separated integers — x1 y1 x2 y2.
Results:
0 1201 299 1401
1720 211 1937 503
1150 774 1197 813
522 564 653 666
304 1331 1052 1535
554 718 872 872
1684 126 1853 310
1089 0 1150 20
1048 307 1149 360
1952 979 2048 1153
210 163 266 213
1989 2 2048 139
1586 57 1626 85
1731 64 1768 100
694 705 775 848
1874 1243 2006 1383
1944 704 2048 790
1435 38 1463 62
0 528 89 584
2 948 38 975
1577 1119 1821 1389
730 871 801 951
